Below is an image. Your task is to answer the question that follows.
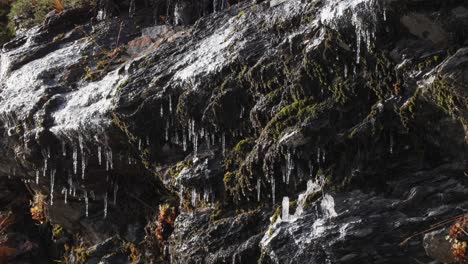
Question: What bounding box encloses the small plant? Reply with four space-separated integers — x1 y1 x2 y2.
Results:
447 214 468 262
30 192 47 223
154 203 177 243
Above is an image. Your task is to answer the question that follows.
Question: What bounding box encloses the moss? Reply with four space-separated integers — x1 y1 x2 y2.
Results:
52 224 64 239
428 77 467 125
270 206 281 223
237 10 245 19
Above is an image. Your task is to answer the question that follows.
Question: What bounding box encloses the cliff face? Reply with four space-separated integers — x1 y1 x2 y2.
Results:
0 0 467 263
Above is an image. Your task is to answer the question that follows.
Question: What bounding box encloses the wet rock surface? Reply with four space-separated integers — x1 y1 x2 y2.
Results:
0 0 467 263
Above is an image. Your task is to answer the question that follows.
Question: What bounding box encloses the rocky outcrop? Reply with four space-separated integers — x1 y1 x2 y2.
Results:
0 0 466 263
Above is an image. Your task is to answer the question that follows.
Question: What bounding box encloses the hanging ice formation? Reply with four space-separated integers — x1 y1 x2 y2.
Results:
222 133 226 156
84 191 89 217
98 146 102 165
286 151 294 185
73 143 78 175
36 170 39 184
61 187 68 204
104 192 108 219
282 197 289 222
50 169 56 205
62 141 66 156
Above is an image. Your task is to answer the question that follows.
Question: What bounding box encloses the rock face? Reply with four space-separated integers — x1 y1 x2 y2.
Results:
0 0 467 263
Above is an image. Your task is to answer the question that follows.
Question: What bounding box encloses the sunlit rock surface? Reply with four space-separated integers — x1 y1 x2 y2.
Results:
0 0 466 263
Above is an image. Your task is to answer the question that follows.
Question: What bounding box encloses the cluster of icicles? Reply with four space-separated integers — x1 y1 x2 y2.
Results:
28 135 126 220
147 95 237 158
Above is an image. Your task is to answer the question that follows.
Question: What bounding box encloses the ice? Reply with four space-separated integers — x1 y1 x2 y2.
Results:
104 192 108 219
319 0 382 65
169 96 172 113
50 169 56 206
129 0 136 17
73 144 78 175
43 155 48 177
81 152 86 180
98 146 102 165
294 180 321 217
160 104 164 117
257 178 261 202
183 131 187 151
321 194 338 219
165 120 169 141
221 133 226 156
191 189 197 207
61 187 68 204
35 170 39 184
62 141 67 156
286 151 293 185
84 191 89 217
282 197 290 222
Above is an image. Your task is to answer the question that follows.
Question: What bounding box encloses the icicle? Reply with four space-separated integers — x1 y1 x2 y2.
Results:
344 65 348 78
146 136 150 146
81 152 86 180
383 8 387 21
62 187 68 204
129 0 136 18
194 133 198 155
160 104 164 117
221 133 226 156
169 96 172 113
113 184 118 205
104 192 108 219
73 144 78 175
165 120 169 141
68 173 73 195
183 131 187 151
316 147 321 163
43 156 48 177
271 178 276 205
286 151 293 185
47 147 51 158
35 170 39 184
62 141 66 156
191 189 197 207
50 169 56 205
322 150 326 164
240 106 245 118
257 178 261 202
282 197 290 222
84 191 89 217
98 146 102 165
